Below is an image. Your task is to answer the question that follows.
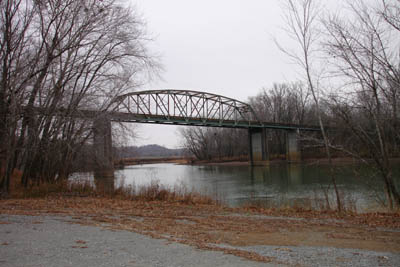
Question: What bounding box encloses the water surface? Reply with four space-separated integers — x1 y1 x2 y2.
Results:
107 162 399 211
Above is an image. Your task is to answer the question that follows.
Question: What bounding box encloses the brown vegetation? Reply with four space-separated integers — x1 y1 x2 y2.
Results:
8 170 213 205
178 0 400 211
1 195 400 263
1 172 400 263
0 0 158 195
115 157 189 167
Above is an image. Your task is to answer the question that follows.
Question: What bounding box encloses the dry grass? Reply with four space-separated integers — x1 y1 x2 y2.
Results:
1 196 400 264
8 170 214 206
241 192 361 215
116 157 188 166
3 170 400 263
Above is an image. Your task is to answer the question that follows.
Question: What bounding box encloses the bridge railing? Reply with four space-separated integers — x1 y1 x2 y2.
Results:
113 89 260 125
28 89 321 130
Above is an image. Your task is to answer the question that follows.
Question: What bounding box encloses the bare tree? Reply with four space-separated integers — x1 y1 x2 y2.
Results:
250 82 314 156
323 0 400 209
179 127 212 160
380 0 400 31
277 0 342 211
0 0 35 195
0 0 158 195
179 127 247 161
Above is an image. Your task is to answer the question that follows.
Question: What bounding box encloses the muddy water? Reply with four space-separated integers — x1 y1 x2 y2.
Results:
106 162 399 212
71 162 399 211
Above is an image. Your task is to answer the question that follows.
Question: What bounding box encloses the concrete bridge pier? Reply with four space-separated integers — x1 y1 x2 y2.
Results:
286 129 301 163
248 128 269 166
93 115 114 193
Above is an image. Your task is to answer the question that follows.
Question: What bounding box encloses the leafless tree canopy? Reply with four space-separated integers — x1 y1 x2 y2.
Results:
1 0 399 210
179 0 400 210
0 0 158 194
179 127 247 161
321 0 400 208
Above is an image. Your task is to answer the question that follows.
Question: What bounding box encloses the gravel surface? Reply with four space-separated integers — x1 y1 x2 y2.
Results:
214 244 399 267
0 215 271 267
1 214 399 267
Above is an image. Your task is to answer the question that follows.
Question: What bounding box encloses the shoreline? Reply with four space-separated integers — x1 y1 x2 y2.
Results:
116 157 400 167
1 197 399 265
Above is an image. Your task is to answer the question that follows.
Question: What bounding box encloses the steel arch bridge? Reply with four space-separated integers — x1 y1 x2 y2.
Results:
110 89 318 131
88 89 321 177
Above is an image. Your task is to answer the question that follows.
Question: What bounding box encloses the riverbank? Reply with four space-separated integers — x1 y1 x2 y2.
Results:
116 156 250 167
115 156 400 168
191 157 400 165
187 157 362 166
115 157 188 167
1 196 399 265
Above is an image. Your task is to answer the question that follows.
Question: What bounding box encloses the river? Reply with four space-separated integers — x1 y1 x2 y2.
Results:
74 162 400 212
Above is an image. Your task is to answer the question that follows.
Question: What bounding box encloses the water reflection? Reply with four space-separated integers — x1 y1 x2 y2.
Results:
94 169 115 193
73 162 399 212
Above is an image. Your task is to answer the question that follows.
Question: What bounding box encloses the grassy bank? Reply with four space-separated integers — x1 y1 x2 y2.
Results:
2 171 400 264
8 170 213 205
115 157 189 167
1 195 400 264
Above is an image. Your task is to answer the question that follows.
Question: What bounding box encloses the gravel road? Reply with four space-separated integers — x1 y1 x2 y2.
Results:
0 215 272 267
0 214 399 267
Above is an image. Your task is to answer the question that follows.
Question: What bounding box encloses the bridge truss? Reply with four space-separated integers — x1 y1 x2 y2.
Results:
108 89 320 131
112 89 262 128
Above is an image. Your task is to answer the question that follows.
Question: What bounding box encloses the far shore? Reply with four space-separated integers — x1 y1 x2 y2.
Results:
115 156 400 167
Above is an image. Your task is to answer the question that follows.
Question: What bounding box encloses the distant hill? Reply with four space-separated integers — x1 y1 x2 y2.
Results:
115 144 187 158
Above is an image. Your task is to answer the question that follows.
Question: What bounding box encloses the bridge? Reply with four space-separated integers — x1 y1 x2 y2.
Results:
109 89 318 131
90 90 320 178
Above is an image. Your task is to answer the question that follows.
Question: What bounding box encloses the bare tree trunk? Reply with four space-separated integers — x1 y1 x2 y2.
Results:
1 0 159 193
323 0 400 209
278 0 342 212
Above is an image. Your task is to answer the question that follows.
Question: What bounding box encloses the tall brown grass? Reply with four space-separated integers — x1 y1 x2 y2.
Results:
242 192 360 213
7 170 215 205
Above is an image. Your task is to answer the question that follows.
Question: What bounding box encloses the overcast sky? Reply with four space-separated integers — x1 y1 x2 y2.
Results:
127 0 333 148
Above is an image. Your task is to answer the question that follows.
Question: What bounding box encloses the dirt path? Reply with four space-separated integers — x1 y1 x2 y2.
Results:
1 198 400 266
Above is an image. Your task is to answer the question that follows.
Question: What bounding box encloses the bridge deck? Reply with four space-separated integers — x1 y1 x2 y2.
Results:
109 111 320 131
30 106 320 131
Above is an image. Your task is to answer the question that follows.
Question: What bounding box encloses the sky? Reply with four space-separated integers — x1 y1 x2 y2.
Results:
126 0 331 148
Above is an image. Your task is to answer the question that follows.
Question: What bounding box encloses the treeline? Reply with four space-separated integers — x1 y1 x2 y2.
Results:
0 0 156 195
180 0 400 208
250 82 321 157
116 145 187 159
179 82 320 160
179 127 248 161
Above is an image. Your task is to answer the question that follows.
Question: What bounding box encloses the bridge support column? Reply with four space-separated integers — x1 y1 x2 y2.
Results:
93 115 114 193
248 128 269 166
286 130 301 163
